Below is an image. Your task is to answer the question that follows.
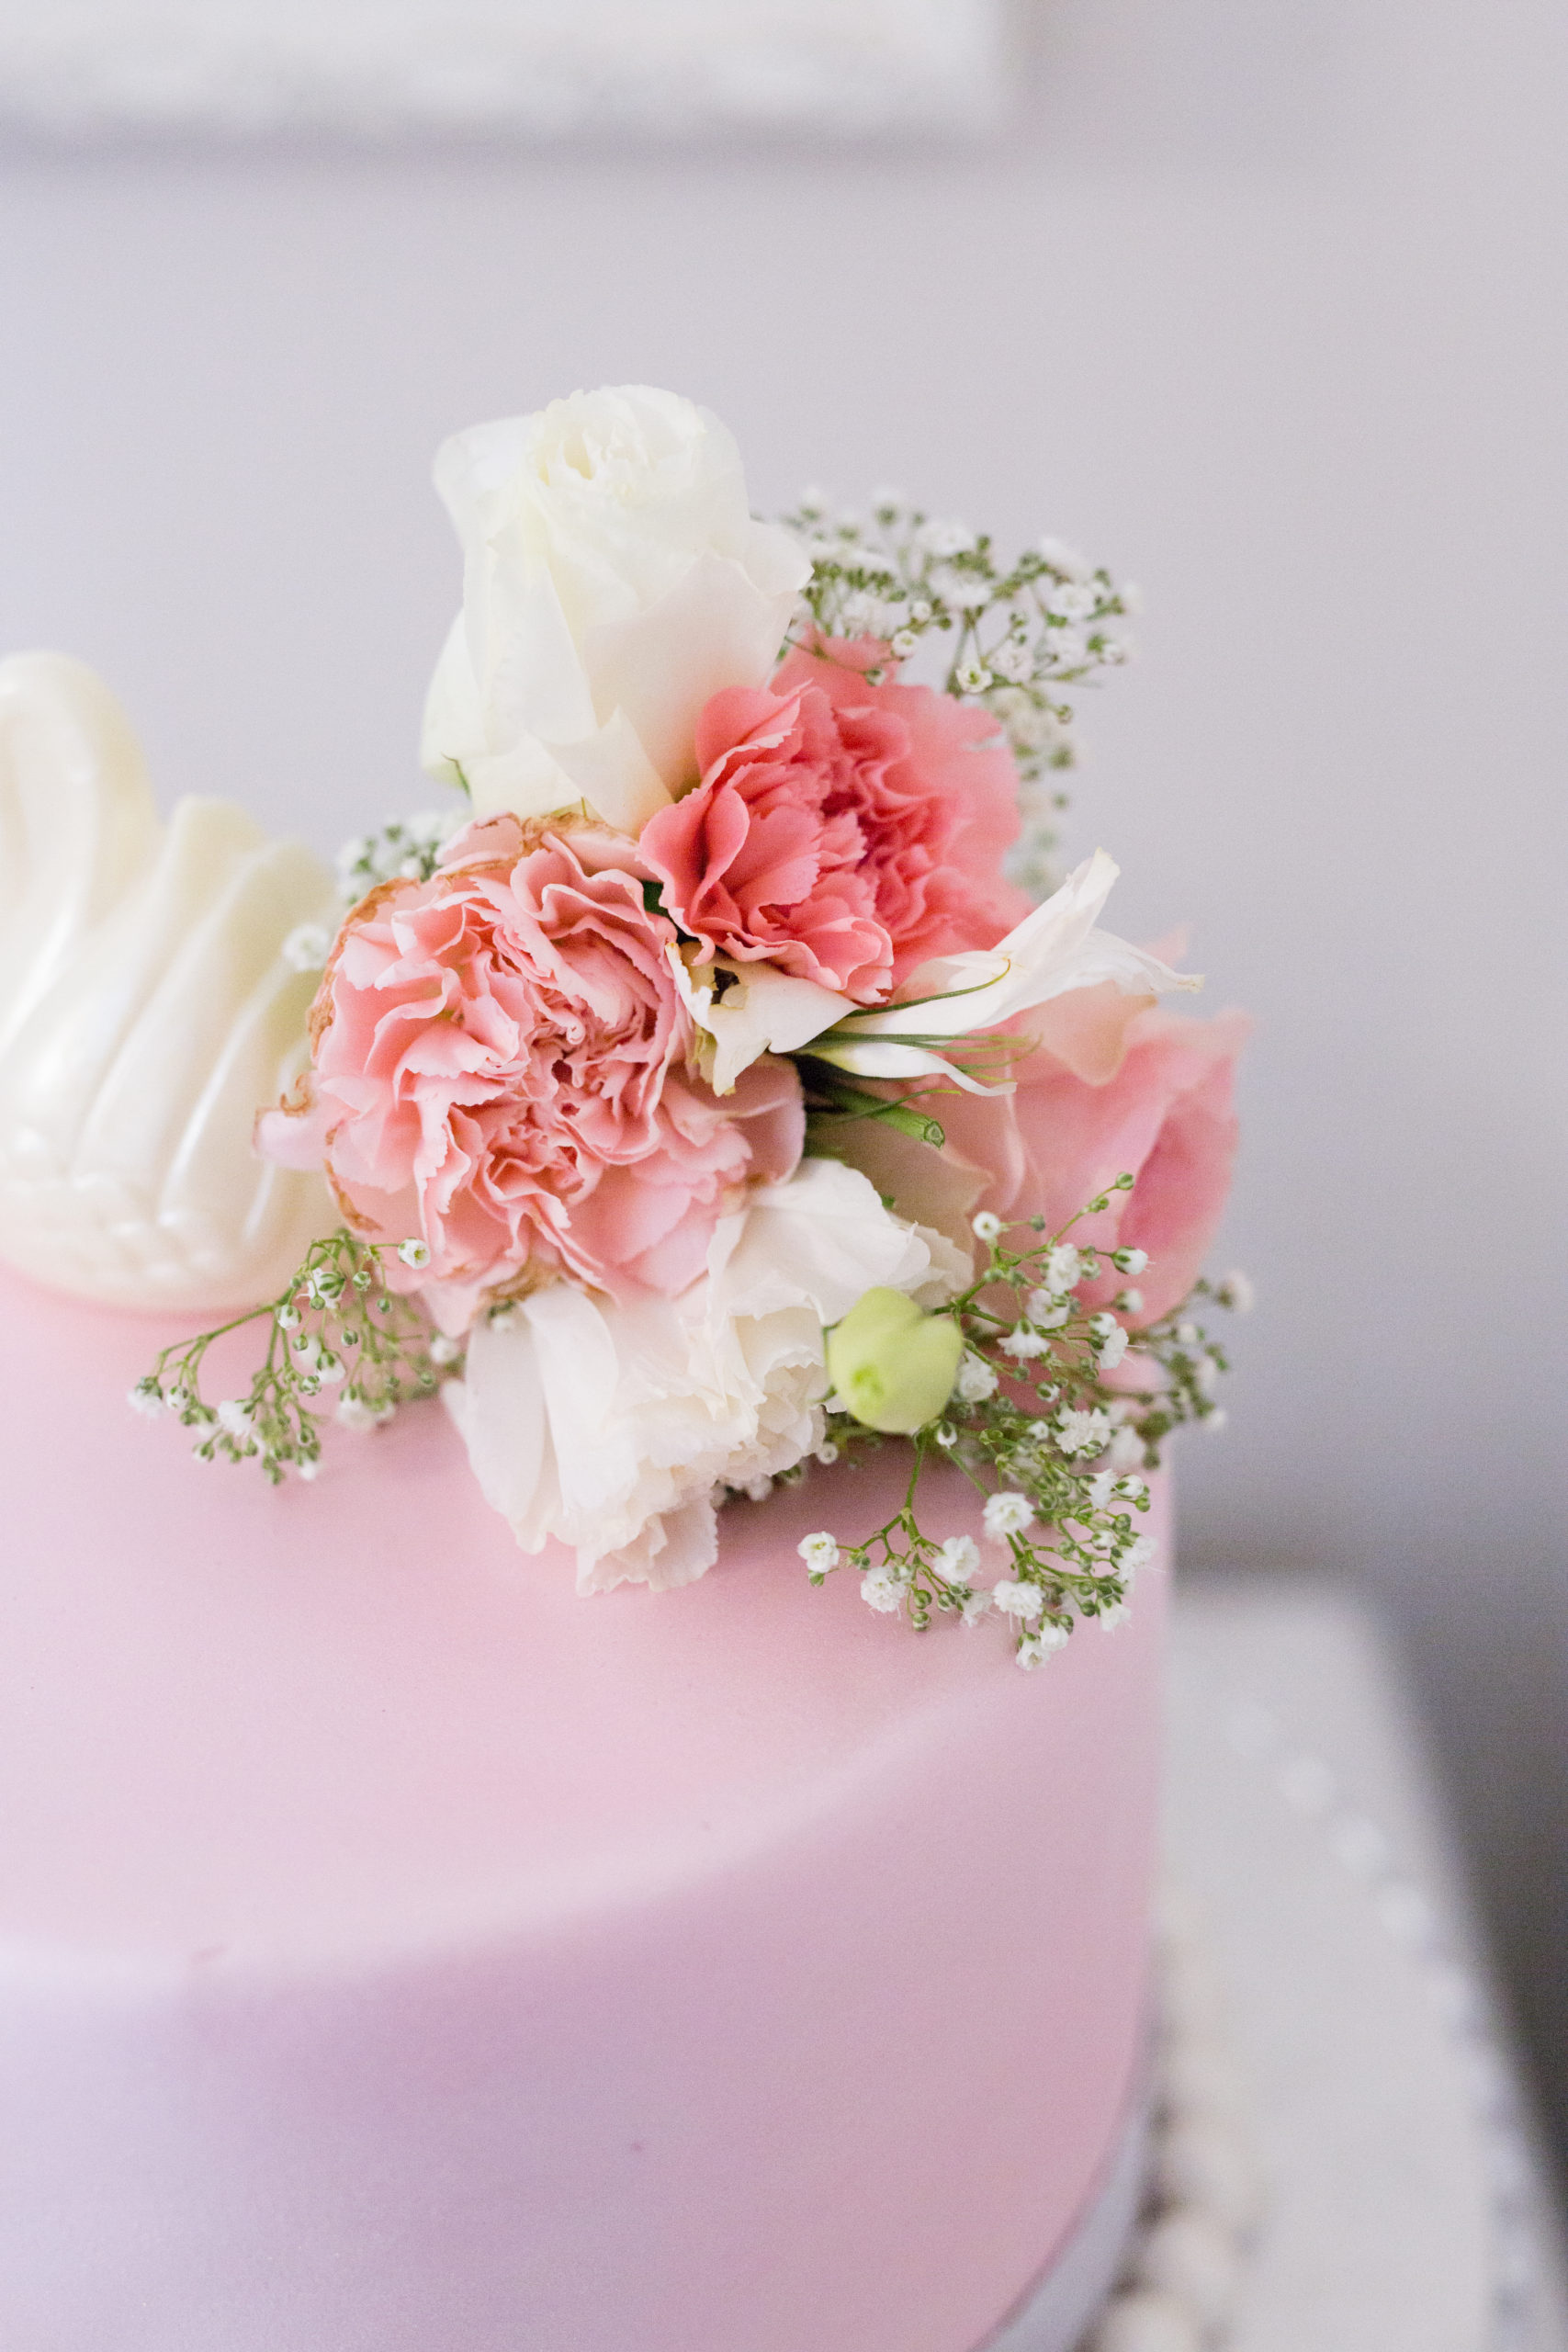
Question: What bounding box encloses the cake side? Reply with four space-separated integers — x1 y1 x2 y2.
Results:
0 1268 1167 2352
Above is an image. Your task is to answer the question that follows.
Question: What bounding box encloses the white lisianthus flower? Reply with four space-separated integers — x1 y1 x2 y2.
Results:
444 1159 967 1594
806 850 1201 1097
422 386 810 834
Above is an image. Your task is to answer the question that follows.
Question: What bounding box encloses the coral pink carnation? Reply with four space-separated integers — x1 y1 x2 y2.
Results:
934 988 1248 1325
258 820 803 1318
638 635 1031 1004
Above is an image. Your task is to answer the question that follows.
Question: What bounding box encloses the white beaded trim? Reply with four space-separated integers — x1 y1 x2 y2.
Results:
1218 1697 1542 2352
1079 1892 1263 2352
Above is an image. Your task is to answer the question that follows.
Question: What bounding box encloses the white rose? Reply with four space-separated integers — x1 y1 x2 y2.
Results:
444 1158 968 1594
0 653 336 1311
421 384 810 835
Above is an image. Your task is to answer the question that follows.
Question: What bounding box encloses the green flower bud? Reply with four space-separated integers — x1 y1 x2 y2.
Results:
825 1288 965 1435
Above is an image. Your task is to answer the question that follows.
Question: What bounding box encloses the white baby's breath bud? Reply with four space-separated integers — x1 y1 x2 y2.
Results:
815 1440 840 1465
280 922 333 975
955 1354 998 1404
1024 1290 1072 1330
1047 628 1089 669
1112 1247 1149 1275
276 1301 301 1329
989 639 1033 684
1056 1407 1113 1458
1114 1288 1145 1316
983 1490 1035 1540
861 1568 905 1615
934 1534 981 1585
1097 1326 1130 1370
798 1532 840 1577
1042 1244 1083 1296
1001 1327 1049 1361
1038 536 1091 582
934 1422 958 1449
1017 1619 1072 1668
1046 581 1098 623
296 1456 321 1482
1098 1600 1133 1632
215 1398 254 1440
128 1379 164 1419
971 1210 1002 1244
992 1577 1044 1620
428 1333 463 1367
919 518 976 558
397 1238 432 1270
955 660 993 694
1177 1321 1200 1344
961 1587 992 1627
336 1395 379 1432
1118 1535 1157 1582
1118 1475 1148 1501
889 628 919 660
1219 1269 1257 1314
1204 1408 1230 1435
1087 1470 1119 1509
743 1476 774 1503
1108 1425 1145 1472
315 1352 346 1387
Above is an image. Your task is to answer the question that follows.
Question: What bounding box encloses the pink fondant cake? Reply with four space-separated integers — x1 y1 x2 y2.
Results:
0 1267 1166 2352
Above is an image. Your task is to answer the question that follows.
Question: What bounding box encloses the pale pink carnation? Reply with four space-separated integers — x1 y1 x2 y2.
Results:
638 635 1030 1004
258 818 803 1318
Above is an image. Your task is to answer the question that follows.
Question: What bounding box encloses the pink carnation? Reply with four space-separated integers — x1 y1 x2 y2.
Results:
935 988 1248 1324
259 820 803 1318
638 636 1030 1004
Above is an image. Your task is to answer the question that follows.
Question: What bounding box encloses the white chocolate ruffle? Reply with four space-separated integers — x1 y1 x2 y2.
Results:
0 651 335 1311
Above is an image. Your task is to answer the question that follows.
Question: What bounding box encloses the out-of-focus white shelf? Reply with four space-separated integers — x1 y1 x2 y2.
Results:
1166 1577 1568 2352
0 0 1006 140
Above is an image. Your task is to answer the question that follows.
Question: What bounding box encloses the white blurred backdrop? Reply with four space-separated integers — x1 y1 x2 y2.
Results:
0 0 1562 2158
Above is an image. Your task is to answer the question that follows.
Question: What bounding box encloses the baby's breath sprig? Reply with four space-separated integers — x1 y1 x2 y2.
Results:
334 811 456 910
778 489 1139 895
130 1230 457 1485
799 1180 1247 1666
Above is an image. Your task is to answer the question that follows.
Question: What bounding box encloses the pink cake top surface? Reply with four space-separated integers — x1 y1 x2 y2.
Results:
0 1268 1161 1981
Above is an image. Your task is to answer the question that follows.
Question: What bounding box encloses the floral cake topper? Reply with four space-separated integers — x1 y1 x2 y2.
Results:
0 385 1248 1662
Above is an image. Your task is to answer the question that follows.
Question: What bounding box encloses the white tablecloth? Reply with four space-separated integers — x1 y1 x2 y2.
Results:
1166 1577 1568 2352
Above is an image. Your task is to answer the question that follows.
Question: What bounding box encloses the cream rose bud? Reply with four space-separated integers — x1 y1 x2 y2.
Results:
422 385 811 835
825 1287 965 1435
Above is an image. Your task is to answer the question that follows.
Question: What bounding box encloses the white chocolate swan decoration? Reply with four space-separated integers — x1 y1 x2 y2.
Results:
0 652 336 1311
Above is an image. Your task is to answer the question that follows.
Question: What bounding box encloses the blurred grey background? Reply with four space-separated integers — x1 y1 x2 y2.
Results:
0 0 1562 2168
